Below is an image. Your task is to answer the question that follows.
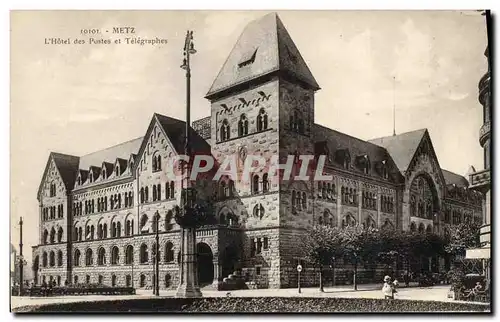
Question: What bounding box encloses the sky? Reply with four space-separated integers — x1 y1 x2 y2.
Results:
10 10 488 261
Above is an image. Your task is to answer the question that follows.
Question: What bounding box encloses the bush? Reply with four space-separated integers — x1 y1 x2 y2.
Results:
13 297 490 313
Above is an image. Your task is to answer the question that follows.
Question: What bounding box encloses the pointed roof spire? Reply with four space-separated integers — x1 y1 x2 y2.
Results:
206 12 320 99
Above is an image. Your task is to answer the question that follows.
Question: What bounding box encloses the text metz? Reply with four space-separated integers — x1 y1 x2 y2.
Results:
112 27 136 34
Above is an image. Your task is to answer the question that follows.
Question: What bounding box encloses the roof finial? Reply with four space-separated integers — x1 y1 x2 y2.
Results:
392 76 396 136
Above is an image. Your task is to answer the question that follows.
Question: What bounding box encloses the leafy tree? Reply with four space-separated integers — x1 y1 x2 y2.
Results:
302 225 343 292
445 222 481 258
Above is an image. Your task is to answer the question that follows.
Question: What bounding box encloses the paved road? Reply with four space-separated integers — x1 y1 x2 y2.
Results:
11 284 483 311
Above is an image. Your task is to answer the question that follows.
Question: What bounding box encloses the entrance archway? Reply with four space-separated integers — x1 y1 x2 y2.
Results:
196 243 214 286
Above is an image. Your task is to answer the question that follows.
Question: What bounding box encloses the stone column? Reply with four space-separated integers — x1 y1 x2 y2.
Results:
176 227 201 297
212 261 222 290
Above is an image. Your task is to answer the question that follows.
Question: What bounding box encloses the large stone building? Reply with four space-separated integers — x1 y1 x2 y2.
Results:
32 13 483 289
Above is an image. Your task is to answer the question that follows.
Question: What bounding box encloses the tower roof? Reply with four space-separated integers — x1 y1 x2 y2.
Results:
205 12 320 99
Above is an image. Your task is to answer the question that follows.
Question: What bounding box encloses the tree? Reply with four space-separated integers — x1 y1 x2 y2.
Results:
445 222 481 258
302 225 343 292
339 226 379 291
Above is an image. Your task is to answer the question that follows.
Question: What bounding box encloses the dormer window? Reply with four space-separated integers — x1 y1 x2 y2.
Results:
115 165 120 176
129 160 134 172
356 155 370 175
336 149 350 170
89 172 94 183
77 176 81 186
102 168 107 180
381 160 389 179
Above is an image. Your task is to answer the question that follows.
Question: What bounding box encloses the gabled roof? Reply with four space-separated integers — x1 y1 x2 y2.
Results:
206 12 320 99
313 124 401 181
78 137 143 171
442 169 469 188
368 129 427 174
37 152 80 200
154 113 211 155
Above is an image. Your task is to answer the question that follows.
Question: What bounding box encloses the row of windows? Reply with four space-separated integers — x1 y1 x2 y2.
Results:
42 227 64 244
410 222 434 233
73 243 176 267
317 182 336 200
62 273 172 288
250 237 269 257
217 174 270 199
362 192 377 210
42 204 64 221
291 190 308 211
140 182 175 204
410 196 434 220
341 187 357 206
381 196 394 213
219 109 269 142
41 250 63 267
289 109 306 134
73 219 134 242
73 191 134 217
79 160 134 186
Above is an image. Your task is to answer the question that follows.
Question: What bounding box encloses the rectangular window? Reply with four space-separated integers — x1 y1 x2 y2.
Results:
255 266 261 276
263 237 269 250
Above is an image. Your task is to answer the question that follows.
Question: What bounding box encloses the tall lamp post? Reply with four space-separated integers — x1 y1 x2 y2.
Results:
175 30 202 298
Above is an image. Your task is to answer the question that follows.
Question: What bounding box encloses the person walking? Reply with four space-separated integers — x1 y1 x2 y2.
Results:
382 275 396 299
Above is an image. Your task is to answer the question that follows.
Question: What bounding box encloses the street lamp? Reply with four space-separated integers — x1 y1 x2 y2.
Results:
175 30 204 298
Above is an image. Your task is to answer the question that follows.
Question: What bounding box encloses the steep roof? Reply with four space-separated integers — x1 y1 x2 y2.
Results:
206 12 320 99
154 113 211 155
313 124 402 181
368 129 427 173
37 152 80 200
78 137 143 170
442 169 469 188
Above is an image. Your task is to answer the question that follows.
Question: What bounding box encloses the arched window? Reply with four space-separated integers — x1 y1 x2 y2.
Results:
228 180 235 197
49 251 55 267
140 214 149 234
140 244 149 264
220 213 226 225
169 181 175 199
238 114 249 136
253 204 265 219
418 223 425 233
252 175 260 194
74 249 81 267
165 211 173 231
256 108 268 131
382 220 394 230
57 250 63 267
152 185 157 201
157 184 161 200
97 247 106 266
86 275 91 284
111 246 119 265
43 229 48 244
291 190 296 208
342 213 357 228
50 227 55 244
74 275 79 284
364 216 376 229
116 222 121 237
262 173 269 193
126 275 132 287
165 242 174 262
302 192 307 210
98 224 103 239
140 274 146 288
152 152 161 172
85 249 93 266
145 186 149 202
220 119 230 141
98 275 104 285
42 252 48 267
140 187 144 203
125 245 134 264
111 274 117 287
410 222 417 232
78 227 82 241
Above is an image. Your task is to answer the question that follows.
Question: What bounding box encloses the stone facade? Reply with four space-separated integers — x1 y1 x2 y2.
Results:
33 13 483 290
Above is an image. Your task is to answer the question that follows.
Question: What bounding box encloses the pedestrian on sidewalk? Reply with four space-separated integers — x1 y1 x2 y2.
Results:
382 275 397 299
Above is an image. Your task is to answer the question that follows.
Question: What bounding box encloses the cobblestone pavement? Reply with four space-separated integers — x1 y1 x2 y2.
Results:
11 284 486 311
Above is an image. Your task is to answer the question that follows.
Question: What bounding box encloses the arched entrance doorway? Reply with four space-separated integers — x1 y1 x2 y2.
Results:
196 243 214 286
